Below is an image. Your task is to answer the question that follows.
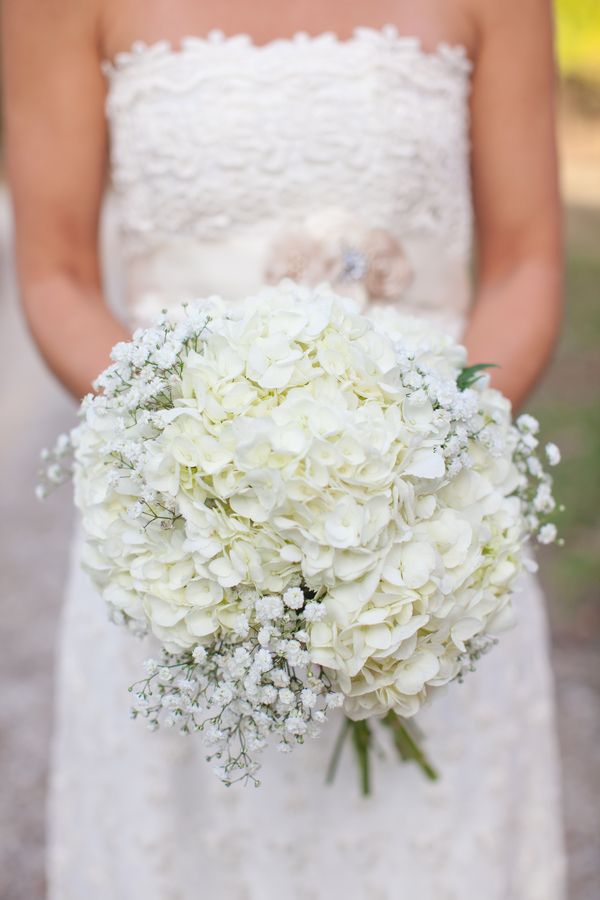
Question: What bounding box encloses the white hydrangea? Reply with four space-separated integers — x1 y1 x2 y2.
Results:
44 282 561 781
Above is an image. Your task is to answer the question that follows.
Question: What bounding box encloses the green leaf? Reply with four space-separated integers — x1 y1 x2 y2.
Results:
457 363 499 391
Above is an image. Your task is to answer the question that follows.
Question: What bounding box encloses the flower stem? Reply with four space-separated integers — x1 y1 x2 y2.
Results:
350 720 373 796
325 715 352 785
382 711 438 781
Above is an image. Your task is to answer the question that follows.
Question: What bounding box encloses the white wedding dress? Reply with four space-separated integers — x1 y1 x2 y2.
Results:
47 26 567 900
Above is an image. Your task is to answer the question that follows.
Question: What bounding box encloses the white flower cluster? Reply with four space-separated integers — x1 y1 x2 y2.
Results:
511 414 562 546
36 432 74 499
40 281 561 778
131 585 342 785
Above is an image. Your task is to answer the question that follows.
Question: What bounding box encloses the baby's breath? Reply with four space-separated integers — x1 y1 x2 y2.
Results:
130 586 340 786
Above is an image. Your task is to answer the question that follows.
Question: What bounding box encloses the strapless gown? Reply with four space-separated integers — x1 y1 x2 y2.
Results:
46 26 567 900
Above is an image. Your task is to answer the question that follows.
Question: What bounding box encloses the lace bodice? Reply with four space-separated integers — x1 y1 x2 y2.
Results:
102 24 474 331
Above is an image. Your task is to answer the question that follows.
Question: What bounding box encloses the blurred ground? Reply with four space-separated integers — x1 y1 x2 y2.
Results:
527 85 600 895
0 190 74 900
0 99 599 900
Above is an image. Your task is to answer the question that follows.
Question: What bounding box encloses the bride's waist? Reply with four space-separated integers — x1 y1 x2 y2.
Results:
114 229 471 339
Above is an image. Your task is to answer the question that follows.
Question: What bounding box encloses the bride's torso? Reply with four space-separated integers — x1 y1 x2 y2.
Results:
102 25 473 337
51 26 570 899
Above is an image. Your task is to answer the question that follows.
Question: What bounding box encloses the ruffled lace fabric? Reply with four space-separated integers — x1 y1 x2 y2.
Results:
102 25 473 328
47 25 567 899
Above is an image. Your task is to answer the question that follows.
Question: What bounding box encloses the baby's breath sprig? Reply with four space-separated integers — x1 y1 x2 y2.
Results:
512 413 562 546
36 432 75 499
129 586 343 786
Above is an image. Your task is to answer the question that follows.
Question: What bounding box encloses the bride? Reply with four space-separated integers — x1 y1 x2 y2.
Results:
3 0 567 897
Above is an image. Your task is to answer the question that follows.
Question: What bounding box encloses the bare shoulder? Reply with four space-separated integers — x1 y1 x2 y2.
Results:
463 0 555 53
2 0 109 239
466 0 560 257
466 0 554 24
2 0 101 52
1 0 106 107
2 0 99 21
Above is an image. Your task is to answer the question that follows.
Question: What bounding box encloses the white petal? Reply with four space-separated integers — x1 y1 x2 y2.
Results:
403 447 446 479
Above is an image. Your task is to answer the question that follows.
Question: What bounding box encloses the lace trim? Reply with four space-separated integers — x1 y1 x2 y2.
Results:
101 24 473 77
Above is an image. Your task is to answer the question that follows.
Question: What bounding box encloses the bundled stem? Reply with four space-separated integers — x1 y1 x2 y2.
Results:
325 715 352 785
325 713 438 794
350 720 373 796
381 711 438 781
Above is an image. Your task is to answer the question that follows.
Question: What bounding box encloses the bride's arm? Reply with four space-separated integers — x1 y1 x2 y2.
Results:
2 0 129 400
464 0 563 409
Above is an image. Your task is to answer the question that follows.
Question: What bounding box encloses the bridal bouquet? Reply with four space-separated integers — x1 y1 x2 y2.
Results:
40 281 560 791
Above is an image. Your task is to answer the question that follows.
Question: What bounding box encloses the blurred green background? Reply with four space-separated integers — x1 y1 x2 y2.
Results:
532 1 600 642
556 0 600 80
532 16 600 887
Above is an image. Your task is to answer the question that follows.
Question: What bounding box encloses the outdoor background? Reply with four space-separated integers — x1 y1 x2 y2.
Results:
0 2 599 898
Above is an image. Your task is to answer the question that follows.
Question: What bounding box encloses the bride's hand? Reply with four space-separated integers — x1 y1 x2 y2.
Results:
2 0 129 400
